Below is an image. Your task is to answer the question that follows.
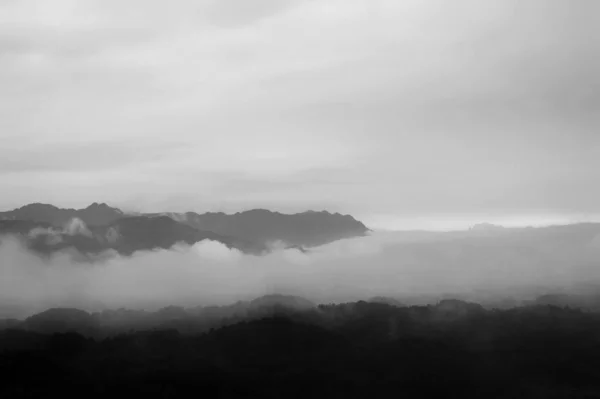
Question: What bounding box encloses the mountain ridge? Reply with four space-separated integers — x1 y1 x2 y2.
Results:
0 202 123 226
146 208 369 248
0 202 370 256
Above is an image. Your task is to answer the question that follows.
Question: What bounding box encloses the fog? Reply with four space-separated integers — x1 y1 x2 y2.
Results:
2 228 600 318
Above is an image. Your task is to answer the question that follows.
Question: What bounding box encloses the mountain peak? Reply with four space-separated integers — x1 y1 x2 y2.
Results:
169 208 369 247
18 203 60 211
86 202 123 212
240 209 281 216
0 202 124 227
1 202 369 254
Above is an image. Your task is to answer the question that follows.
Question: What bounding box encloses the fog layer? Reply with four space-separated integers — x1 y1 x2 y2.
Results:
2 227 600 318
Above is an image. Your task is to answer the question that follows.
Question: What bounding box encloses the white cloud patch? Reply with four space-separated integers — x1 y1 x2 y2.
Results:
63 218 93 237
28 227 57 238
104 226 120 244
192 239 244 262
27 227 64 245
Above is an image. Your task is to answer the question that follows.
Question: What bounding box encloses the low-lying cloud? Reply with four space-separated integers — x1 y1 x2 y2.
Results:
1 228 600 318
63 218 93 237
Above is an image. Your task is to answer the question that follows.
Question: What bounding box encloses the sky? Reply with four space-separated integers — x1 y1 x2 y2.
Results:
0 0 599 230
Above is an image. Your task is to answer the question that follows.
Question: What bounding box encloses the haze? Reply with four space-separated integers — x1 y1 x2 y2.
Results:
1 0 599 230
2 227 600 318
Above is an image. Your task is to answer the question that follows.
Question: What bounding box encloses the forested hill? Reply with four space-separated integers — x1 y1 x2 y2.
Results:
2 297 600 398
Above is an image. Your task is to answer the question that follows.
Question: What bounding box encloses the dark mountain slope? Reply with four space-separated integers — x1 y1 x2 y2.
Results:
104 216 266 255
23 308 99 335
152 209 370 247
4 301 600 398
1 215 266 257
0 202 123 226
0 220 53 235
1 203 370 252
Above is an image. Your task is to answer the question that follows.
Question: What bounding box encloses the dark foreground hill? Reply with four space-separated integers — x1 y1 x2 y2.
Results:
3 297 600 398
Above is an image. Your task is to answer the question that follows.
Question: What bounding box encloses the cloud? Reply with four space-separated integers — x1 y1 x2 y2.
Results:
27 227 64 245
192 239 243 262
104 227 120 244
2 227 600 319
63 218 92 237
28 227 58 239
0 0 599 224
202 0 306 28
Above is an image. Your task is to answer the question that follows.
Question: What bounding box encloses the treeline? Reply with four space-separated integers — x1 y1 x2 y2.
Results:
2 300 600 398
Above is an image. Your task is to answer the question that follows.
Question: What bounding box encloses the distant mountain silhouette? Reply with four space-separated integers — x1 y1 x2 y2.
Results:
148 209 370 247
0 203 123 226
96 215 265 255
3 215 267 257
1 203 370 255
0 219 53 235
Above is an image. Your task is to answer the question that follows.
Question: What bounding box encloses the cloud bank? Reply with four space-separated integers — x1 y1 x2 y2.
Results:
2 228 600 318
1 0 599 226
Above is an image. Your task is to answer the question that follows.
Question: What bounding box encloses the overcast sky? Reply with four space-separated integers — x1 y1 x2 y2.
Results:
1 0 599 230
